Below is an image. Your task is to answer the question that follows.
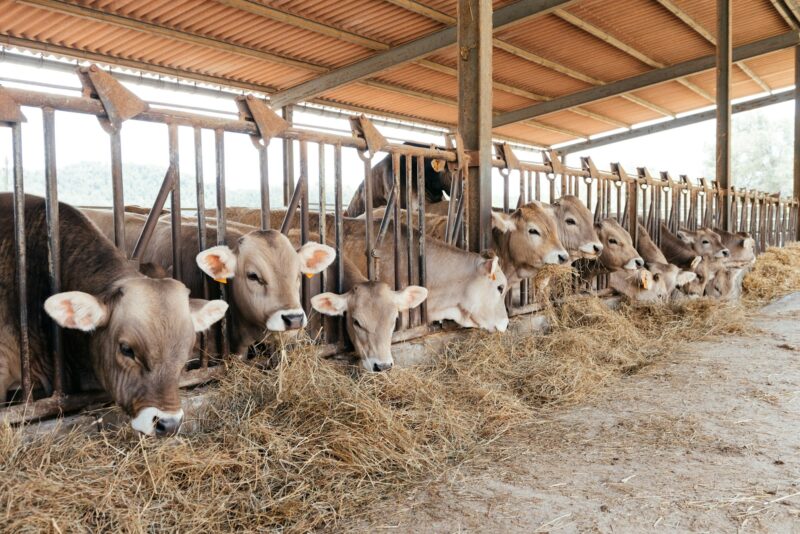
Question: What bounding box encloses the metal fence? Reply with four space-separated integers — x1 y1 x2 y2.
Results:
0 65 797 424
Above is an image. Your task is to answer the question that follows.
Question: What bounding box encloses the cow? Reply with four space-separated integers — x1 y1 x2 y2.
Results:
609 268 668 302
81 209 336 355
594 218 644 272
635 223 697 297
543 196 603 261
713 227 756 266
1 195 227 436
659 224 729 299
345 142 453 217
672 227 730 259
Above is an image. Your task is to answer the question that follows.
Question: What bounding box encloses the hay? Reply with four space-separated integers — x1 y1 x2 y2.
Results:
742 243 800 304
0 291 750 532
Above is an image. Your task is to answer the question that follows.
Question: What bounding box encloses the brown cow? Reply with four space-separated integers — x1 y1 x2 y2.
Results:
609 268 668 302
674 227 730 259
82 209 336 354
636 223 697 297
594 218 644 272
713 227 756 266
1 195 227 436
543 196 603 261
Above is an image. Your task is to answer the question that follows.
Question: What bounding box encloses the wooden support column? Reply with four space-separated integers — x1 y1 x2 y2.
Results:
458 0 493 253
716 0 732 231
795 45 800 240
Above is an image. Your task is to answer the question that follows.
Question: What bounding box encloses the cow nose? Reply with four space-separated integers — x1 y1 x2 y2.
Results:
372 361 393 372
635 257 645 268
558 252 569 264
593 243 603 254
721 248 730 257
154 416 182 438
281 313 305 330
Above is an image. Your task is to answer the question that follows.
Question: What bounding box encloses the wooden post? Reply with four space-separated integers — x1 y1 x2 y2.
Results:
716 0 732 231
458 0 493 253
794 45 800 240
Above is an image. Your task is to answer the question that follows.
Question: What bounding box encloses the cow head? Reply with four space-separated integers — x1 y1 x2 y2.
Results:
646 261 697 297
44 278 227 437
491 202 569 279
610 268 667 302
594 219 644 272
672 256 713 299
675 227 729 259
713 228 756 266
196 230 335 333
703 260 735 299
312 283 427 372
547 196 603 260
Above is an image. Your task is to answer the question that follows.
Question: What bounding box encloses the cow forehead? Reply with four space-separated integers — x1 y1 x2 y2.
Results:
112 278 193 328
239 230 299 271
350 282 398 315
517 204 557 229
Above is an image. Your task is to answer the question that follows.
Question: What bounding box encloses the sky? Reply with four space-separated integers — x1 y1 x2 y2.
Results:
0 51 794 209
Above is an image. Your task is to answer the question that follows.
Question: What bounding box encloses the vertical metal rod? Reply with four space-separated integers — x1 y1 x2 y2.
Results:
259 143 270 230
282 105 294 206
392 153 402 330
300 141 311 314
334 144 344 342
168 123 182 282
363 156 375 280
215 129 229 358
405 153 415 326
194 127 210 366
794 46 800 240
110 128 126 253
11 123 31 400
42 108 64 397
716 0 732 230
417 155 428 323
317 142 327 319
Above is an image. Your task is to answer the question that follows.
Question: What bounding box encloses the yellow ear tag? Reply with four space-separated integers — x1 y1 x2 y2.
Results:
640 272 650 290
305 273 314 279
431 159 445 172
490 273 496 281
214 277 227 284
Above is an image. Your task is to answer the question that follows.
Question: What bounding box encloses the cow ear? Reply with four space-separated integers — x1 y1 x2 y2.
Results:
430 159 445 172
44 291 108 331
196 245 237 280
742 237 755 249
690 256 702 269
311 292 348 316
676 271 697 286
491 211 516 233
297 242 336 274
478 255 500 278
676 229 695 244
189 299 228 332
393 285 428 311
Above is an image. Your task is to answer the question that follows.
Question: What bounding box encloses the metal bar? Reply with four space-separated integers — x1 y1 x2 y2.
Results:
10 123 31 400
795 46 800 240
717 0 732 231
282 106 294 206
280 174 304 235
130 167 176 261
299 141 311 313
416 155 428 323
42 108 64 397
375 184 397 247
559 91 795 155
493 31 800 126
259 143 271 230
334 144 344 341
317 142 327 315
392 153 402 329
169 123 182 281
405 153 415 326
109 128 125 253
363 156 375 280
268 0 572 107
214 128 230 358
193 127 210 367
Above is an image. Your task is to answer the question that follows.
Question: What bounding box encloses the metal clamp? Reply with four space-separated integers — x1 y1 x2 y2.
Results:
78 65 148 133
0 87 26 125
349 114 388 160
236 94 289 149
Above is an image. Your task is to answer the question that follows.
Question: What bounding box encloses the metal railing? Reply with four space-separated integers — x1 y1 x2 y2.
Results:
0 65 797 424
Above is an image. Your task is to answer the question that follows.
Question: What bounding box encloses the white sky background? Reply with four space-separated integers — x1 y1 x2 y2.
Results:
0 56 794 210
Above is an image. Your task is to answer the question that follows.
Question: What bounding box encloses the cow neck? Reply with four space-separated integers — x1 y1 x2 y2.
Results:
490 228 528 285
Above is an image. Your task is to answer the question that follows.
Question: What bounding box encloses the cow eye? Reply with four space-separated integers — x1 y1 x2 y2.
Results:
701 240 710 245
246 272 264 285
653 274 661 282
528 228 540 236
608 238 618 245
119 343 135 359
697 275 704 281
565 218 576 226
497 285 505 294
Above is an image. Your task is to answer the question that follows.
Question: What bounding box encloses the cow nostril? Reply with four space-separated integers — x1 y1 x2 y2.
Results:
635 258 644 268
722 249 730 257
372 362 393 372
154 417 181 437
593 244 602 253
281 313 305 329
558 253 569 264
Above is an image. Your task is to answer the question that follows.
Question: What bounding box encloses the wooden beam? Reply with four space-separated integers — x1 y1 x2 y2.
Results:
492 31 800 126
212 0 389 50
16 0 326 73
553 8 714 102
558 90 793 154
716 0 732 230
769 0 799 29
459 0 494 252
268 0 575 107
780 0 800 28
654 0 771 93
383 0 454 25
523 120 587 139
621 94 676 117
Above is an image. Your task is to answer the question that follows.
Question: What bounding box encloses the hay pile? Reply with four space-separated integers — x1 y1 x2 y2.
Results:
0 294 746 532
742 242 800 304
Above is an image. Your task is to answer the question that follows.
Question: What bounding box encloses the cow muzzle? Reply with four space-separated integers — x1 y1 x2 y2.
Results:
715 248 730 259
624 257 645 270
266 308 307 331
363 357 394 373
544 249 570 265
579 242 603 257
131 407 184 437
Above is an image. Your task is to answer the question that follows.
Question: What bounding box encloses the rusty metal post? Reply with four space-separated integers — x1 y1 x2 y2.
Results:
194 126 210 366
11 122 31 400
794 46 800 240
299 141 311 313
282 105 294 206
716 0 732 231
334 144 345 340
458 0 493 253
417 155 428 323
168 123 182 281
42 108 64 396
215 128 230 358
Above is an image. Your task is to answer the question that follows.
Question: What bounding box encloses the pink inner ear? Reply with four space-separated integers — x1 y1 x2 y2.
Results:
306 249 329 270
205 254 225 276
58 300 76 327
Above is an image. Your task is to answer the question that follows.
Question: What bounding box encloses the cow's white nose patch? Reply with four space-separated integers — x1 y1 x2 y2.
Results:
266 308 307 331
131 407 184 436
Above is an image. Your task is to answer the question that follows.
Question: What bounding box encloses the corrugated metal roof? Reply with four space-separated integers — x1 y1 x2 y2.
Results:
0 0 795 147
